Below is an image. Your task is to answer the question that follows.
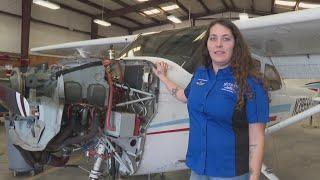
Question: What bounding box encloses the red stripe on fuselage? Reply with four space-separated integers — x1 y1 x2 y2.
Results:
147 116 276 135
146 128 189 135
269 116 277 121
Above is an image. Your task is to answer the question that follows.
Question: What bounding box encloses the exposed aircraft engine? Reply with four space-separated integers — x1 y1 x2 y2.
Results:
1 58 159 179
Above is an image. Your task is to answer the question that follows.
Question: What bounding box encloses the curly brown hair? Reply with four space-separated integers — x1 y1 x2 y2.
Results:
201 19 265 109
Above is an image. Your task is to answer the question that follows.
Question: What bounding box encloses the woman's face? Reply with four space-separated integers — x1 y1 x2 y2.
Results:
207 24 235 66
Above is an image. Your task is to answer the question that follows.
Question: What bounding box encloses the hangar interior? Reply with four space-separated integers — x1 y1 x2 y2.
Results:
0 0 320 180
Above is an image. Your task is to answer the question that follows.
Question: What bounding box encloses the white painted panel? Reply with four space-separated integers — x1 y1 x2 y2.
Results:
178 0 205 14
90 0 122 10
0 13 90 53
0 0 21 15
133 20 192 34
30 21 90 49
52 0 102 15
255 0 272 12
233 0 251 10
0 0 130 53
98 24 128 37
31 4 91 32
203 0 226 10
125 12 152 24
0 14 21 53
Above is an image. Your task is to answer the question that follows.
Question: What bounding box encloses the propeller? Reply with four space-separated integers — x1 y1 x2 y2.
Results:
0 84 30 117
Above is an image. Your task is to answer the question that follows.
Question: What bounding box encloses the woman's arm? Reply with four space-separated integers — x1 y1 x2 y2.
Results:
249 123 266 180
153 62 187 103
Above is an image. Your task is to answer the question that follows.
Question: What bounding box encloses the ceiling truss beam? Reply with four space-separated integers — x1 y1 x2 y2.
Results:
198 0 210 14
76 0 142 27
131 8 274 32
294 0 301 10
221 0 230 10
229 0 236 10
251 0 256 12
173 0 193 17
109 0 161 24
96 0 172 19
271 0 275 13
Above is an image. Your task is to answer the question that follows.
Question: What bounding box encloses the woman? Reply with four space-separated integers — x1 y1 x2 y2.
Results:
153 19 269 180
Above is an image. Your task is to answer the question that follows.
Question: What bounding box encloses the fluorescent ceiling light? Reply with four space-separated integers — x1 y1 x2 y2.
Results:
133 46 141 52
299 2 320 9
33 0 60 10
275 0 296 7
161 4 179 11
143 9 161 15
239 13 249 20
167 15 182 23
137 0 148 2
193 31 206 42
275 0 320 9
94 19 111 27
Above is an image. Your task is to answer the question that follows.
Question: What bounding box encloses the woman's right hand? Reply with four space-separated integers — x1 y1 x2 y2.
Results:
152 61 187 103
153 61 169 80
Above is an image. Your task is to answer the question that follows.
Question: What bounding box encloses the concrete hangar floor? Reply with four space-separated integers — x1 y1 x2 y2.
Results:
1 117 320 180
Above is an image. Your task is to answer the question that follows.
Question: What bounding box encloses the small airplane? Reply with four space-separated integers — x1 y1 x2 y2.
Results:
1 7 320 180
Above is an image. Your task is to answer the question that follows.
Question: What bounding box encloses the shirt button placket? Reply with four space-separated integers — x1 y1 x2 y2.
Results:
201 73 213 173
202 132 206 154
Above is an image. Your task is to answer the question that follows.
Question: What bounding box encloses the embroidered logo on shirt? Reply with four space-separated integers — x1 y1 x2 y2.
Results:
221 82 238 94
196 78 208 86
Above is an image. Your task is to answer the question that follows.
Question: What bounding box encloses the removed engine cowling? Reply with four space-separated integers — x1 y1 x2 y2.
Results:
2 58 159 177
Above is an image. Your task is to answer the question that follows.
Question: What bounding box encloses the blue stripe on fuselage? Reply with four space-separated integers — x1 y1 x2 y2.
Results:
148 104 291 129
269 104 291 114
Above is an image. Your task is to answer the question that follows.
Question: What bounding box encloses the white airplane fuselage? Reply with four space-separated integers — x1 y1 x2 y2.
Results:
120 54 317 175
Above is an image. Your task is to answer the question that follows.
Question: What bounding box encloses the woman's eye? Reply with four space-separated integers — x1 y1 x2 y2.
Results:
223 37 231 41
209 37 217 41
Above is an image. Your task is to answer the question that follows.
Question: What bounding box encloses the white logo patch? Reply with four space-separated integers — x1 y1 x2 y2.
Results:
221 82 238 94
196 78 208 86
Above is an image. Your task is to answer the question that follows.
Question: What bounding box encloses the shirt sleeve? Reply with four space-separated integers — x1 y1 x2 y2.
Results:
246 79 269 124
184 75 194 99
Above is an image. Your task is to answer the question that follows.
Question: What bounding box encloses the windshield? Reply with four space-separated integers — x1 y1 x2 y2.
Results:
119 26 207 73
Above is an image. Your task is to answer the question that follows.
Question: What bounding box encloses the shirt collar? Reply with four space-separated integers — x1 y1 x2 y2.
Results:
207 65 233 80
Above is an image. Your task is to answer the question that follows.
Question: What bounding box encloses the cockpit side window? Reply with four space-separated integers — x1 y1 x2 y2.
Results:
264 64 282 91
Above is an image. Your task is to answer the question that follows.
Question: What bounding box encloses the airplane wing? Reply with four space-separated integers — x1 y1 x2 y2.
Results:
31 34 139 58
234 7 320 57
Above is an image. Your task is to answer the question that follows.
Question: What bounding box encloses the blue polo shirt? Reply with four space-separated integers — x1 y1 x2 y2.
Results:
184 66 269 177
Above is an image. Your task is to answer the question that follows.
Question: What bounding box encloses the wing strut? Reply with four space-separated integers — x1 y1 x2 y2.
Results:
265 103 320 135
262 102 320 179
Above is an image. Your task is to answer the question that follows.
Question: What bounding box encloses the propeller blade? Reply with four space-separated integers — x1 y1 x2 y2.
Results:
0 84 30 117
